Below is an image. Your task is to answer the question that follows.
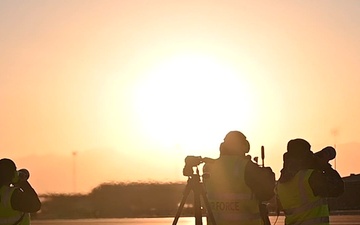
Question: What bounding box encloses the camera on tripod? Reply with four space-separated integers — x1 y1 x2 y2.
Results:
173 156 218 225
183 156 203 177
183 156 214 177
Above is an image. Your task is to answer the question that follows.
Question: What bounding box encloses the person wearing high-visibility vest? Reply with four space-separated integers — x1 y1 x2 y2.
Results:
0 158 41 225
276 139 344 225
203 131 275 225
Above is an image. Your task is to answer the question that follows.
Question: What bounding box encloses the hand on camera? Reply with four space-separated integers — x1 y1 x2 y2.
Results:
313 156 332 171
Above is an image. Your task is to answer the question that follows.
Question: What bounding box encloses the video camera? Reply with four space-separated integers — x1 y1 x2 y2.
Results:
13 168 30 184
311 146 336 171
185 156 203 167
314 146 336 162
183 156 214 177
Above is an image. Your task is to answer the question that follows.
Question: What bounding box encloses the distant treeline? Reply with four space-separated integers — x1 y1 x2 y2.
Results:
37 182 193 219
35 178 360 219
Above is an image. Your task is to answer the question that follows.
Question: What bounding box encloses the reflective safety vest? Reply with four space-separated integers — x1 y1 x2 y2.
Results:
203 156 262 225
276 169 329 225
0 186 30 225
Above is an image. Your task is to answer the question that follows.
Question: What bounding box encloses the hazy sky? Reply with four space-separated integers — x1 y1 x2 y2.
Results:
1 0 360 194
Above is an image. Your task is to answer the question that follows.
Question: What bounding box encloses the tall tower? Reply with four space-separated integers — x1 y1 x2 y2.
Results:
331 129 338 170
72 151 77 193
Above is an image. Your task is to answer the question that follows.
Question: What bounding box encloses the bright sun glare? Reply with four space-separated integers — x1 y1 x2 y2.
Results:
132 53 257 155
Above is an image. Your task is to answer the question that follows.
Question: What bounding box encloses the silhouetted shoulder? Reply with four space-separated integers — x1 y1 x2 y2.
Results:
309 167 344 197
245 161 275 201
11 183 41 213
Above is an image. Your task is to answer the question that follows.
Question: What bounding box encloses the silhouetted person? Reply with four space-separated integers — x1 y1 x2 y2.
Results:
0 158 41 225
275 139 344 225
203 131 275 225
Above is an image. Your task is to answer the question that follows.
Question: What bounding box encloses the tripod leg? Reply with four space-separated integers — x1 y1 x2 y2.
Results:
193 186 203 225
199 185 217 225
172 183 192 225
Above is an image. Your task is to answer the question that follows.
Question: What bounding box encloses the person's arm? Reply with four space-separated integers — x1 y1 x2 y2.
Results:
308 163 344 197
245 161 276 201
11 181 41 213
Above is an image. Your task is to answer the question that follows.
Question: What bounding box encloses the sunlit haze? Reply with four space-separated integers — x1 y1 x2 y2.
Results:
1 1 360 194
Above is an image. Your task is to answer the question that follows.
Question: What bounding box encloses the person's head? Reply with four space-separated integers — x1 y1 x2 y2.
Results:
0 158 17 185
220 131 250 155
285 138 314 167
278 138 315 183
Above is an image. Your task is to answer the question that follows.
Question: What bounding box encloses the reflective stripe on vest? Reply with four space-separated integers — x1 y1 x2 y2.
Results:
284 198 326 215
209 193 254 200
290 216 329 225
0 217 24 225
276 170 329 225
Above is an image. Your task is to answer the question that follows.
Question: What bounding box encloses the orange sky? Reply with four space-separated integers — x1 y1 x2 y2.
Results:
1 1 360 194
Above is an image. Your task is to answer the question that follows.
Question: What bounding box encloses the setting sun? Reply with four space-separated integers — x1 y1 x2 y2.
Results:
132 53 259 155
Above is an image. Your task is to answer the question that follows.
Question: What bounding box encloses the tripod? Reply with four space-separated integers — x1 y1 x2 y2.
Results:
172 171 217 225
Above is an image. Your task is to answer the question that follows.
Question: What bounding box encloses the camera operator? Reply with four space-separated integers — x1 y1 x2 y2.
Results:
0 158 41 225
276 139 344 225
203 131 275 225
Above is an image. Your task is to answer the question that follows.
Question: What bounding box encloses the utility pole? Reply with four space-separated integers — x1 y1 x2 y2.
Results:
72 151 77 193
331 129 338 170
